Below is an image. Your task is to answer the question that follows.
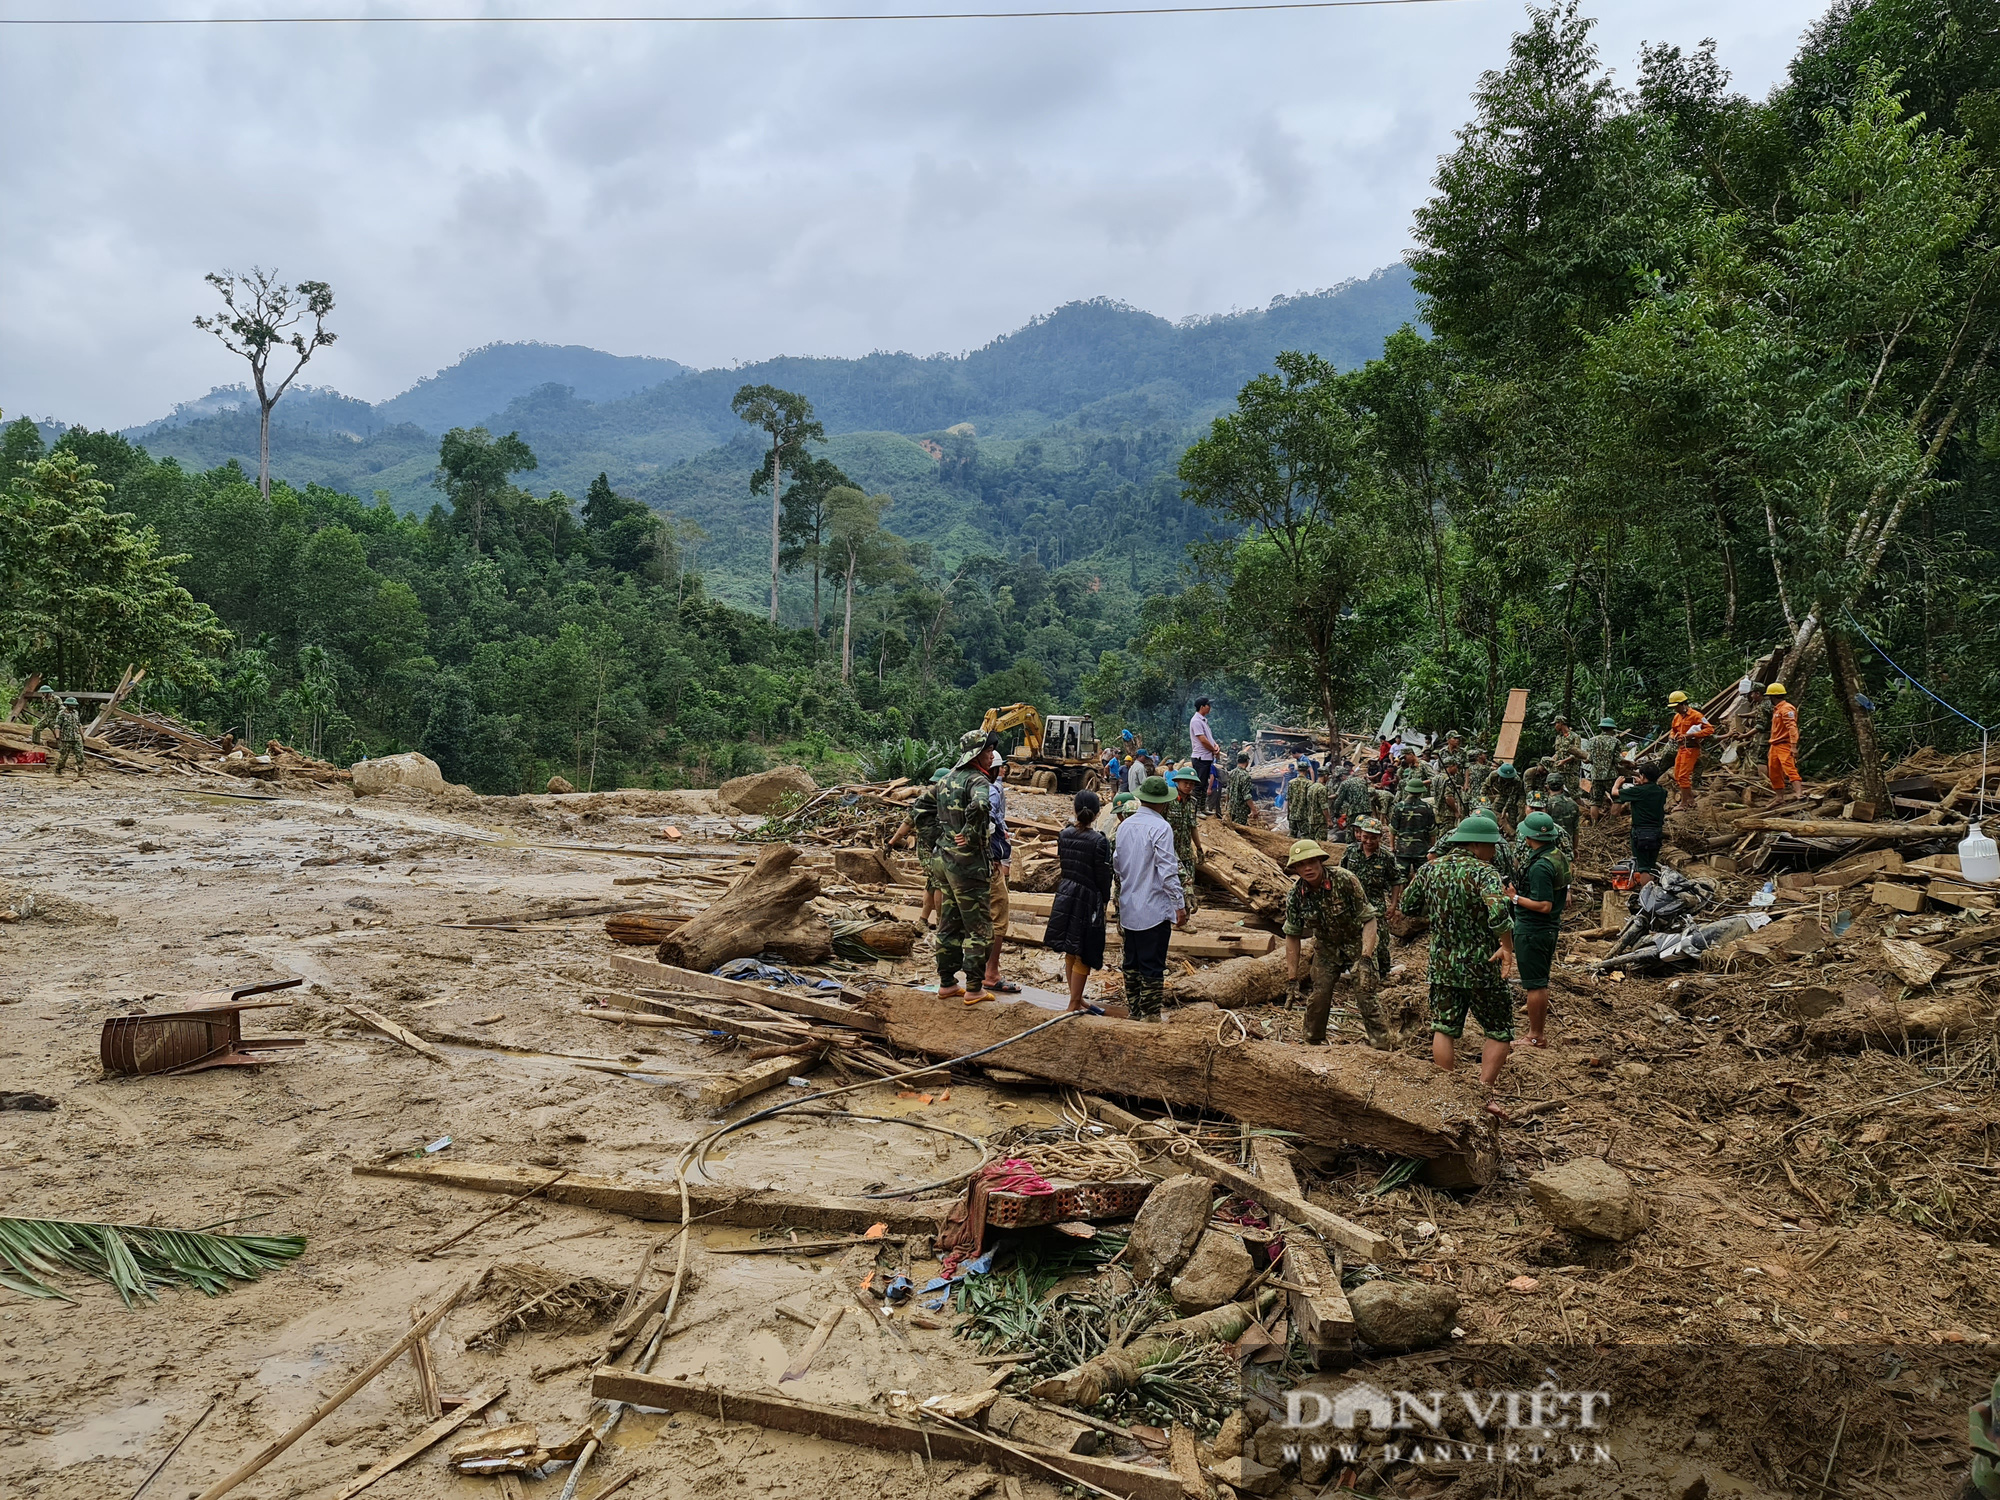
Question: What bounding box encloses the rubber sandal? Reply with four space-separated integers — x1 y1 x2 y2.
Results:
936 985 966 999
990 980 1022 994
962 990 994 1005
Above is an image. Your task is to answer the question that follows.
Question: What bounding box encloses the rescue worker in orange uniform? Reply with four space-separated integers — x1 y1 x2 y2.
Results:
1666 690 1715 810
1765 682 1803 796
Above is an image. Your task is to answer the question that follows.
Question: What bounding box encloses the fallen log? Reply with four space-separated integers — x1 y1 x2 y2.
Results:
860 988 1498 1184
609 953 882 1033
1732 816 1963 841
585 1373 1180 1500
1194 818 1290 924
1222 820 1300 866
854 919 919 957
1805 992 1994 1052
603 913 689 945
355 1159 950 1236
659 843 831 970
1027 1291 1278 1408
1164 947 1293 1010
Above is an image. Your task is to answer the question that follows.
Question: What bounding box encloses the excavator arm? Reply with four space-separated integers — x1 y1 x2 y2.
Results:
979 702 1044 757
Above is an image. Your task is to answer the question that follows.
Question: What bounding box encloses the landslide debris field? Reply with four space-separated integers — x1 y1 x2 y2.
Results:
2 763 1996 1500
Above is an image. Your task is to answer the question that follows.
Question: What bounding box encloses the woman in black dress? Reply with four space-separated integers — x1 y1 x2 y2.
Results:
1043 790 1114 1011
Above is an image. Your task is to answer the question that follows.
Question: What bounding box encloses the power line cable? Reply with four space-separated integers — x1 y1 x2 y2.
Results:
1 0 1478 24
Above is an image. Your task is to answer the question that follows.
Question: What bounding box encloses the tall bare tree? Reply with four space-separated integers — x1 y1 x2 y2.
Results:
194 269 336 501
731 384 823 624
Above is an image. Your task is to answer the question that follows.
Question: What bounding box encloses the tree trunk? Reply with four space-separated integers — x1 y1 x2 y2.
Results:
1164 948 1294 1009
858 986 1500 1181
258 400 274 502
768 438 783 625
841 559 856 681
1827 626 1888 811
1194 816 1290 925
658 844 831 972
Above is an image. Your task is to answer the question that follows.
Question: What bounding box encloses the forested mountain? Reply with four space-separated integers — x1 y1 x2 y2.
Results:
115 269 1420 611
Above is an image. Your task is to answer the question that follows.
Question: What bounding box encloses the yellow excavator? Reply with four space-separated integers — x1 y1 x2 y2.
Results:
978 703 1103 792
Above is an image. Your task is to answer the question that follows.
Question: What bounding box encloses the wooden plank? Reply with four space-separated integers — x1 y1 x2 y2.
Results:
609 953 882 1034
585 1373 1182 1500
83 665 141 738
582 999 808 1044
332 1383 503 1500
1928 880 1997 912
1248 1136 1357 1349
692 1053 817 1112
354 1158 950 1236
864 987 1501 1179
1869 881 1927 913
343 1003 451 1064
1493 687 1530 763
1087 1098 1391 1263
1734 816 1962 841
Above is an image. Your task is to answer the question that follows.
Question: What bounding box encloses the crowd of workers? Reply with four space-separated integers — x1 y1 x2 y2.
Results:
895 681 1805 1116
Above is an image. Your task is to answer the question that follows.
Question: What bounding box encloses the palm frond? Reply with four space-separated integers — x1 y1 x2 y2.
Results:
0 1217 306 1307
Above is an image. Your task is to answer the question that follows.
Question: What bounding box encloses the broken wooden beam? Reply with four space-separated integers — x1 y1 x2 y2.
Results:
861 988 1497 1184
585 1373 1181 1500
354 1159 949 1236
343 1003 450 1065
692 1053 817 1112
332 1383 504 1500
609 953 882 1033
1086 1098 1391 1263
1248 1135 1357 1355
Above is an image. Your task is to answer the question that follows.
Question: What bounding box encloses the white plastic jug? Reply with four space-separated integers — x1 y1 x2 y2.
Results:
1960 821 1999 885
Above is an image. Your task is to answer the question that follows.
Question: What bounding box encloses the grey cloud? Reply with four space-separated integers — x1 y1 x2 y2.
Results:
0 2 1826 428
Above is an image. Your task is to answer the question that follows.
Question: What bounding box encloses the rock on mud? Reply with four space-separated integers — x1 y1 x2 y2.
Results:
1348 1279 1460 1352
1169 1229 1253 1313
717 765 819 814
1528 1157 1650 1242
1125 1173 1213 1282
352 751 448 797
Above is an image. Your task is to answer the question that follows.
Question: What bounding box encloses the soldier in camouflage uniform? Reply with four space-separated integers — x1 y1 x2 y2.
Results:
1391 783 1437 883
1550 716 1584 786
1398 812 1517 1098
1281 838 1386 1047
1284 762 1317 839
1342 816 1402 980
1523 755 1553 798
47 695 87 780
890 767 953 926
934 730 997 1001
1480 761 1525 837
1472 800 1516 883
1331 766 1372 833
1165 768 1204 916
1582 716 1623 823
1542 774 1582 852
1224 752 1255 825
1515 790 1574 865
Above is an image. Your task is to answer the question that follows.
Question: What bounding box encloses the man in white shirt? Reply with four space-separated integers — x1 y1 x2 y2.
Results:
1111 774 1187 1020
1188 697 1220 813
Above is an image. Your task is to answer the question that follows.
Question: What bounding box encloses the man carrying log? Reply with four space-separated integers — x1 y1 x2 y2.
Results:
1281 838 1385 1048
935 730 998 1003
1399 813 1516 1107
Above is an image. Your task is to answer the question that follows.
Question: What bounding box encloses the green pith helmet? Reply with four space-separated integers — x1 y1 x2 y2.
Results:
930 768 950 783
1136 775 1175 805
1286 838 1331 867
1449 813 1504 845
1598 716 1618 730
1497 762 1518 779
1446 730 1463 742
1547 773 1566 791
62 697 78 706
1170 767 1199 786
1112 790 1135 808
1520 810 1561 841
1355 816 1387 836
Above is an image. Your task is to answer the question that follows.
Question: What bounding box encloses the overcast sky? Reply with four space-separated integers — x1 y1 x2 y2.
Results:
2 0 1830 430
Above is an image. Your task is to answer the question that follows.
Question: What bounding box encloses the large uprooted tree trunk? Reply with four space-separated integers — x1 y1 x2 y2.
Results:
1805 992 1992 1053
859 987 1498 1182
1164 947 1296 1010
658 843 831 971
1194 817 1291 926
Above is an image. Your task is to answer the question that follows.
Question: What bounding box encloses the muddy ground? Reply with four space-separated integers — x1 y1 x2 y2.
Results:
1 767 1995 1500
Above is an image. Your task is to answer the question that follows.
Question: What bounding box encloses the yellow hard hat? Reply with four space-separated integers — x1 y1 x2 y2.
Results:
1667 690 1688 706
1765 683 1787 697
1285 839 1331 867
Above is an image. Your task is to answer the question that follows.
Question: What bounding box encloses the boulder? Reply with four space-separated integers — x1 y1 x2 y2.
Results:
1207 1456 1281 1496
1169 1230 1254 1313
351 751 447 797
718 764 819 814
1347 1280 1460 1353
547 774 576 795
1528 1158 1649 1242
1125 1173 1214 1282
